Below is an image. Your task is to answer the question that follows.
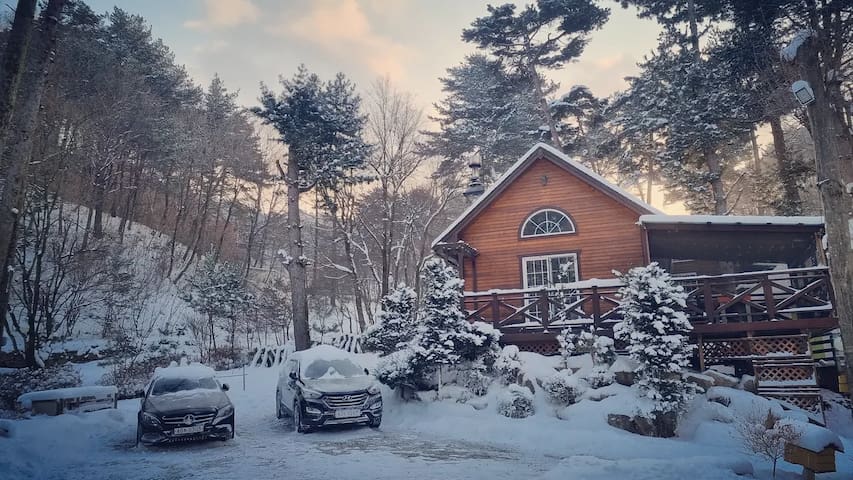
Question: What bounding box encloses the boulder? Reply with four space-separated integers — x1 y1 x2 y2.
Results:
684 372 715 391
738 375 756 393
606 413 673 437
703 370 739 388
614 371 635 386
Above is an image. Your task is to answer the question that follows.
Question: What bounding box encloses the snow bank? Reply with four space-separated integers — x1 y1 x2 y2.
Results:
17 386 117 409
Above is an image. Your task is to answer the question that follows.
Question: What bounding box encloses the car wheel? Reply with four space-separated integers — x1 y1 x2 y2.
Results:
293 400 308 434
135 422 142 446
276 390 284 419
230 420 235 440
369 417 381 429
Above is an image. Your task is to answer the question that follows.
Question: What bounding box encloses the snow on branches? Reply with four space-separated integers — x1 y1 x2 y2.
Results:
614 263 695 416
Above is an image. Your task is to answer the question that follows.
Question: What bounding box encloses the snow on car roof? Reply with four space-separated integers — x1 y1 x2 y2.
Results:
17 386 117 408
152 363 217 380
290 344 361 364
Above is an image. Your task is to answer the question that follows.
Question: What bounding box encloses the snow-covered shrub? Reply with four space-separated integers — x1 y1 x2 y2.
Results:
457 360 493 396
614 264 695 431
0 364 82 411
497 384 534 418
592 335 616 367
495 345 523 385
542 370 585 406
736 409 801 478
557 327 595 366
362 285 418 356
375 348 421 391
584 367 615 389
455 321 502 365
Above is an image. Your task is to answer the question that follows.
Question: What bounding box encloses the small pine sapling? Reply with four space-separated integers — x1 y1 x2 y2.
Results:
614 263 695 435
362 285 418 356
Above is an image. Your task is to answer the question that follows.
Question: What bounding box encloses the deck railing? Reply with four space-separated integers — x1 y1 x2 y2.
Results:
462 266 835 335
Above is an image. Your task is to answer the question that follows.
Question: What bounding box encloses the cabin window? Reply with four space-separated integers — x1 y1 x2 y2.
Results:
521 209 575 238
522 253 579 289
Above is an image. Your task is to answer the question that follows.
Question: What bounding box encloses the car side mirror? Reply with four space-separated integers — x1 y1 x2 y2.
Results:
221 383 230 392
135 389 145 398
364 368 370 375
289 371 298 381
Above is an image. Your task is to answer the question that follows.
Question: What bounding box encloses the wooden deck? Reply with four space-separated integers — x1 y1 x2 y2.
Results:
462 267 838 354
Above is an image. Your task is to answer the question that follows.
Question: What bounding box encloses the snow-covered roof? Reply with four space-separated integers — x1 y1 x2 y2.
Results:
433 143 662 247
153 363 217 380
639 214 824 227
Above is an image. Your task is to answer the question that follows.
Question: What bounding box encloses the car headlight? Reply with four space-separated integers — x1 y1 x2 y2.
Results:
367 384 381 395
141 412 161 427
301 388 323 400
214 405 234 422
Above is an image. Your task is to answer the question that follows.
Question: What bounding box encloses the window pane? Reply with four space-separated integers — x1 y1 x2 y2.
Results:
522 210 573 237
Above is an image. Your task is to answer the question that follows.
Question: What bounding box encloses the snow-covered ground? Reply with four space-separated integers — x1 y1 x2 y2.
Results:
3 361 852 480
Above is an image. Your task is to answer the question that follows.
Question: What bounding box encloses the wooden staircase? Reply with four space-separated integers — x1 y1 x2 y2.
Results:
699 334 825 422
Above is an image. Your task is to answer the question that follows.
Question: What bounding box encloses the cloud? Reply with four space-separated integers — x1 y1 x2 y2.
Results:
270 0 410 80
184 0 260 30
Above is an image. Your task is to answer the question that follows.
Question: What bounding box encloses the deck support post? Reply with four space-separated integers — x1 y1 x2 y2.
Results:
591 285 601 331
540 288 550 332
697 334 705 372
491 292 500 331
762 274 777 320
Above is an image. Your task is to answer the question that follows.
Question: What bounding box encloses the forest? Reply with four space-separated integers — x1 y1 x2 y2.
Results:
0 0 850 376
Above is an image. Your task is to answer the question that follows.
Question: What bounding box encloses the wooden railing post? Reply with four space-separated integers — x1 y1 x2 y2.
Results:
540 288 550 331
762 274 776 320
490 292 500 330
591 285 601 330
703 279 715 324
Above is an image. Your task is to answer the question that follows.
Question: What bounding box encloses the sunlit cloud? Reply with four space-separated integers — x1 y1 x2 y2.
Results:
269 0 411 80
184 0 260 30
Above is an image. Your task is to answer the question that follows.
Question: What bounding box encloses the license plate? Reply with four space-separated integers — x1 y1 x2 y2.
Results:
173 425 205 435
333 408 361 419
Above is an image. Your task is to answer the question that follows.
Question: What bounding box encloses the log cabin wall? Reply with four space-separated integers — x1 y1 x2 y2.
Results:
458 156 646 291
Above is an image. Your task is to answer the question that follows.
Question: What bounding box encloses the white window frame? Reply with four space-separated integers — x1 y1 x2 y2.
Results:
521 253 580 289
520 209 576 238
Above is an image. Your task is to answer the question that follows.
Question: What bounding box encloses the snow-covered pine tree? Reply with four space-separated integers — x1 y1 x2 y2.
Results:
614 263 695 423
414 258 469 369
462 1 610 149
181 252 252 358
253 67 370 351
362 285 418 356
423 54 542 177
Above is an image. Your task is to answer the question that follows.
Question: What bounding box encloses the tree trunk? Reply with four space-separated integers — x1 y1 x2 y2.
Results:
705 149 727 214
768 116 802 215
0 0 66 342
530 66 562 149
287 155 310 351
796 37 853 393
0 0 37 152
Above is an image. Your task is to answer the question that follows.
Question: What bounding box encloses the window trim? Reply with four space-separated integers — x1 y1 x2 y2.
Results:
519 208 576 239
521 252 580 289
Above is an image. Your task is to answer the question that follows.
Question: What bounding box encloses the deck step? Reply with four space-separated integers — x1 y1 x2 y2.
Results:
751 348 824 422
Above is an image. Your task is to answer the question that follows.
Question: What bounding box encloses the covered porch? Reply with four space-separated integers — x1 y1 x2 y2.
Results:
462 266 838 355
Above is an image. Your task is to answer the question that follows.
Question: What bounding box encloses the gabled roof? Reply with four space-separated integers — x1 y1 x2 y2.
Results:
433 143 662 247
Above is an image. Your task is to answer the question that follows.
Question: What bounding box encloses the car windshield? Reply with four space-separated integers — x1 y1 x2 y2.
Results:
151 376 219 395
301 359 364 379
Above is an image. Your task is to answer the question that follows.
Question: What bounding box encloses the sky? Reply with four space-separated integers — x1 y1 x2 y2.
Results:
75 0 663 112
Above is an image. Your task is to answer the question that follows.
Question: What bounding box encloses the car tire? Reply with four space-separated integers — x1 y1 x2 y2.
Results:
230 419 235 439
293 400 309 434
369 417 381 429
276 390 284 419
135 422 142 446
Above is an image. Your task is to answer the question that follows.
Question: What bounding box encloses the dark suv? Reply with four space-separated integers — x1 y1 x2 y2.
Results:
136 365 235 445
276 345 382 433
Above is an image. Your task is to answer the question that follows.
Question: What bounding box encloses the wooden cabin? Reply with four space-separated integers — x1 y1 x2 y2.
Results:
433 143 842 415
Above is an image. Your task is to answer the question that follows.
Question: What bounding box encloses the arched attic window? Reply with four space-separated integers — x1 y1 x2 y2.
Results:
521 209 575 238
